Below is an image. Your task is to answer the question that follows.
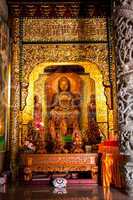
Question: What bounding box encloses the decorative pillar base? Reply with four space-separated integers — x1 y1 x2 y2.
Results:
122 155 133 196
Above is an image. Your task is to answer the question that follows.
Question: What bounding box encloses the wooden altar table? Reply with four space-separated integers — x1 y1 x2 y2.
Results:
20 153 98 183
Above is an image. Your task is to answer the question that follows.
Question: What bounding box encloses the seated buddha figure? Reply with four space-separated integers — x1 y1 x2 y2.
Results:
48 76 81 151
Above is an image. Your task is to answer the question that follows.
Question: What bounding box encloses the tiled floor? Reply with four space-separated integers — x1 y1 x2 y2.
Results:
0 184 132 200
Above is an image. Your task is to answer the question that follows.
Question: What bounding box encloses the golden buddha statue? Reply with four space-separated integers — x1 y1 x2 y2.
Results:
48 76 82 152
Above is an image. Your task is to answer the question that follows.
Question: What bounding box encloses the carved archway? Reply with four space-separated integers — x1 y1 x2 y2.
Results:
21 61 109 140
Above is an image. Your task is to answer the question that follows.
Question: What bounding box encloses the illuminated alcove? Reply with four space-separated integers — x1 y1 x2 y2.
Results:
21 61 108 144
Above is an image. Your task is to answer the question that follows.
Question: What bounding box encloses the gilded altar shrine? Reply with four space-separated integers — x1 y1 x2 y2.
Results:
20 64 103 154
8 9 117 176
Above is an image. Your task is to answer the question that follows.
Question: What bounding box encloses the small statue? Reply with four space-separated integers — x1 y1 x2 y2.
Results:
87 94 101 145
54 133 68 154
88 94 96 121
33 95 43 129
72 125 84 153
36 133 47 154
33 95 47 153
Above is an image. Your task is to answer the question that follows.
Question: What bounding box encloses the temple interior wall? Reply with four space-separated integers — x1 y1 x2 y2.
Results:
14 17 115 141
7 2 118 163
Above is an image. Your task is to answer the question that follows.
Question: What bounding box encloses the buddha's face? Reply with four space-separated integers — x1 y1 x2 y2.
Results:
59 77 69 91
60 80 68 91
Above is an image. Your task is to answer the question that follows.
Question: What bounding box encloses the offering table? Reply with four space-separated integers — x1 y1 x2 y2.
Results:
20 153 98 183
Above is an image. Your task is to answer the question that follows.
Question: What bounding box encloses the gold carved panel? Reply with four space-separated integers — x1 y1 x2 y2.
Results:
23 18 107 42
20 153 98 172
23 43 109 85
10 18 21 177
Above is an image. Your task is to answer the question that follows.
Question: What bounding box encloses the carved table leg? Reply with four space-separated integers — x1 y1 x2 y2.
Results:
24 157 32 181
91 166 98 183
24 167 32 181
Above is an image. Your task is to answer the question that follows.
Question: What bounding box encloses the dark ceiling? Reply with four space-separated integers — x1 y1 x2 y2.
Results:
7 0 112 18
7 0 111 4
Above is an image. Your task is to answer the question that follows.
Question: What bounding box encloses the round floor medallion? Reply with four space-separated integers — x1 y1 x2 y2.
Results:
53 178 67 188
